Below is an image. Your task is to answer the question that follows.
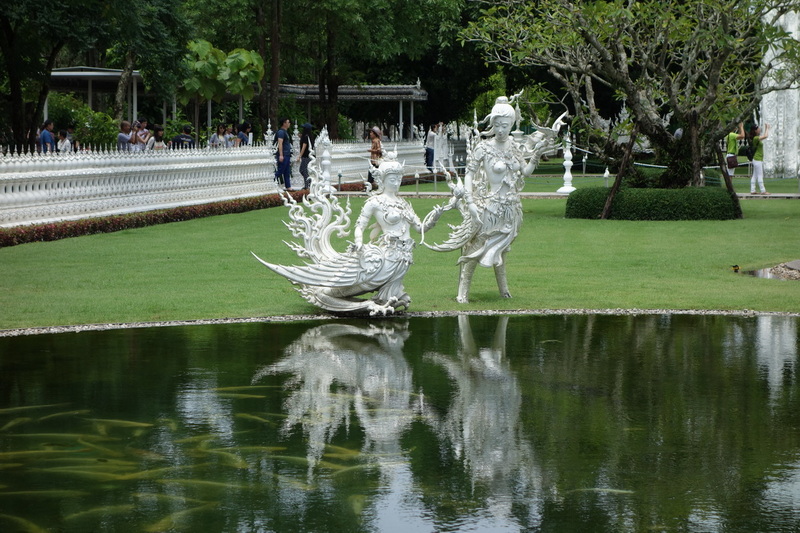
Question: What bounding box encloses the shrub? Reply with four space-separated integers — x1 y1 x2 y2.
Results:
565 187 737 221
47 92 118 149
0 193 290 248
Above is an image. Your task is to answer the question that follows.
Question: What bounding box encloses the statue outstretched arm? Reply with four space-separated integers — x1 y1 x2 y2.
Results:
523 111 569 175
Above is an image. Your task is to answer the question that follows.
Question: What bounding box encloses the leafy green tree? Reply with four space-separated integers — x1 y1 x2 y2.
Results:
0 0 190 148
103 0 191 119
177 40 265 137
45 92 118 148
0 0 109 148
181 0 469 138
464 0 800 187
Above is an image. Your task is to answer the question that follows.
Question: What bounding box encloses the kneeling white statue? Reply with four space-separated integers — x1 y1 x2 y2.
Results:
253 150 443 316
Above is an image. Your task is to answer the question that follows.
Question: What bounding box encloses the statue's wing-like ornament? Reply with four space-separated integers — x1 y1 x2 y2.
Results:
424 206 479 252
251 244 384 289
423 168 480 252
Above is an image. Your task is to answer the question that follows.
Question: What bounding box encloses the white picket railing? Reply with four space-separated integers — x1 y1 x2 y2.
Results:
0 140 445 228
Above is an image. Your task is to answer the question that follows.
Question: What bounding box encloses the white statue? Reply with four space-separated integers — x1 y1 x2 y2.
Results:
253 150 444 315
426 96 567 303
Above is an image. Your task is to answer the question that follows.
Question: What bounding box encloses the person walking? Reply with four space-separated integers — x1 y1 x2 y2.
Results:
209 124 226 148
274 118 294 190
171 125 195 149
367 126 383 185
39 120 56 153
425 123 438 172
749 123 770 195
297 123 314 189
237 122 251 146
145 125 168 150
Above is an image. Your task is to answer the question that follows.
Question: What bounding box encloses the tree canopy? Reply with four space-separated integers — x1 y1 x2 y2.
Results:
464 0 800 186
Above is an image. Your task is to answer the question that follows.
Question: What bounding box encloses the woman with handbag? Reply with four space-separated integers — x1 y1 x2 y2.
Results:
726 122 744 175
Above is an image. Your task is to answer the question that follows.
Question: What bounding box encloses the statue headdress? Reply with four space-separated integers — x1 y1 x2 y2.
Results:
369 148 403 192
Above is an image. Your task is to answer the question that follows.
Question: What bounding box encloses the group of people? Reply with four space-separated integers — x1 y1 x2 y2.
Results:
272 118 315 191
113 119 268 152
117 119 170 151
726 121 771 195
37 120 79 153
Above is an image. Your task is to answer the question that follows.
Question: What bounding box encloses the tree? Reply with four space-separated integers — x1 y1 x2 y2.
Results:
104 0 191 120
177 40 265 136
0 0 108 148
464 0 800 187
289 0 465 138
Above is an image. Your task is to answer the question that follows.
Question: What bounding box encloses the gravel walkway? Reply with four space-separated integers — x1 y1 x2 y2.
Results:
2 307 799 338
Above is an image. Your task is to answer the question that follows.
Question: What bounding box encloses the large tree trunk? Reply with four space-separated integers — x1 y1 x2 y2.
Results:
322 19 339 139
716 145 744 219
255 3 269 132
268 0 282 129
601 125 639 220
0 22 63 150
688 111 703 187
113 50 136 121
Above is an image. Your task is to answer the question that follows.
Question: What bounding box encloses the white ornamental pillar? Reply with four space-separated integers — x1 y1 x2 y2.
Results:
557 130 576 193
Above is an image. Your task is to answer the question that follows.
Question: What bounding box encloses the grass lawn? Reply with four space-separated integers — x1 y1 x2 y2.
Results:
1 195 798 331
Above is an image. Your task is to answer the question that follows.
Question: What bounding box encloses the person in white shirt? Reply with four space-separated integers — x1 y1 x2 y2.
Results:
425 123 439 172
57 130 71 153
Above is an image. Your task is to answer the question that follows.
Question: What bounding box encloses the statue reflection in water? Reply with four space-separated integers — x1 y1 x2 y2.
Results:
252 315 542 523
426 316 541 504
251 320 427 470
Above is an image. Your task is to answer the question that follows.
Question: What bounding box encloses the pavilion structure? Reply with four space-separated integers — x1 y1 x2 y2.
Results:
47 67 427 140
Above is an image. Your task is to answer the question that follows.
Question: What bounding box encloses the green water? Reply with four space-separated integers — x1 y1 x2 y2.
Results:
1 314 799 532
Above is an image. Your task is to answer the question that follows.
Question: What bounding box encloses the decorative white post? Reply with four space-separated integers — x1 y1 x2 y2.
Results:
557 129 576 193
291 121 301 188
316 126 335 194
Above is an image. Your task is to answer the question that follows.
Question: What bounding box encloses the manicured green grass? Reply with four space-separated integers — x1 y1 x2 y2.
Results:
1 197 798 330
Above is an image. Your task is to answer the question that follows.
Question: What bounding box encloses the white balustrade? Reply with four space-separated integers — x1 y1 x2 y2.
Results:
0 141 437 228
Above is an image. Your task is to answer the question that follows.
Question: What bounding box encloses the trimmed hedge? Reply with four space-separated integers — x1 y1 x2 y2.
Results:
0 182 363 248
565 186 738 220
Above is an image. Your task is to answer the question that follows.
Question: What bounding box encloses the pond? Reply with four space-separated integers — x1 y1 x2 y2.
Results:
1 314 799 532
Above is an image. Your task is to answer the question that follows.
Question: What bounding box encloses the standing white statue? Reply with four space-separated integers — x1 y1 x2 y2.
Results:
426 96 567 303
253 149 444 315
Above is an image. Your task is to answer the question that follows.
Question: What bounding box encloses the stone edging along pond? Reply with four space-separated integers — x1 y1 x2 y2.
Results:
2 308 799 338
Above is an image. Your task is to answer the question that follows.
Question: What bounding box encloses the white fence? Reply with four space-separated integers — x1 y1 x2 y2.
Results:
0 140 442 228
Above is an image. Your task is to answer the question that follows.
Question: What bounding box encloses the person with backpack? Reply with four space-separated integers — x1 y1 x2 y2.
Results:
749 123 770 195
274 118 294 190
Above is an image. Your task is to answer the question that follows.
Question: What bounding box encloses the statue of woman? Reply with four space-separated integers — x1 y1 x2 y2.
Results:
253 152 443 315
428 96 566 303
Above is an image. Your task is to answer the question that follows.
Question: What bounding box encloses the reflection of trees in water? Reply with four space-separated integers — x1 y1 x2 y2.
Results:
246 314 800 531
524 314 800 530
252 321 426 467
